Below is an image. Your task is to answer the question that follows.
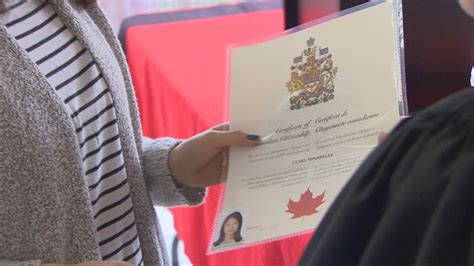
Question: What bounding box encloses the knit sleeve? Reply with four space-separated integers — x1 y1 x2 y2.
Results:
141 137 206 207
0 260 41 266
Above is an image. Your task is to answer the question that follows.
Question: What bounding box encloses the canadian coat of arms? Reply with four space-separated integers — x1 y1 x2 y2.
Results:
286 37 338 110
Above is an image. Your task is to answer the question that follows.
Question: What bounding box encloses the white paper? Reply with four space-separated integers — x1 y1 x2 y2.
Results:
210 1 402 252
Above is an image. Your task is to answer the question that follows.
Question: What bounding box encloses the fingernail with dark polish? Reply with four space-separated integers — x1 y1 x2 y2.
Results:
246 134 260 141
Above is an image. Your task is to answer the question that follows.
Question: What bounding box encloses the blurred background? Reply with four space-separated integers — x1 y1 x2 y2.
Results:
97 0 281 33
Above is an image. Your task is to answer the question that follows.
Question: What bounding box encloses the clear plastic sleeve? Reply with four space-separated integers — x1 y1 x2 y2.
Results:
212 0 408 253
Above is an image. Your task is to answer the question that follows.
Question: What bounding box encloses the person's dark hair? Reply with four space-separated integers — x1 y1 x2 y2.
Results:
213 212 243 247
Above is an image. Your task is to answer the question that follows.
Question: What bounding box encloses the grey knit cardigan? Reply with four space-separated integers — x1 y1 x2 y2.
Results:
0 1 205 265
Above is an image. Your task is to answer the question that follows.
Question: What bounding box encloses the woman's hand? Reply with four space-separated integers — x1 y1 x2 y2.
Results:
377 131 389 143
168 123 261 188
378 116 410 143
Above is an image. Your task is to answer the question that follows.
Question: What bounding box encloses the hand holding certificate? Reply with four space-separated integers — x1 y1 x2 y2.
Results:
210 1 406 252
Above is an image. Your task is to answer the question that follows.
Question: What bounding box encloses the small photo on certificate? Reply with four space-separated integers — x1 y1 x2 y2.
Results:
211 210 248 250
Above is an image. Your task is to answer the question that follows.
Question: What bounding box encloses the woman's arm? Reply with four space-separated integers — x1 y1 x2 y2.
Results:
141 124 260 207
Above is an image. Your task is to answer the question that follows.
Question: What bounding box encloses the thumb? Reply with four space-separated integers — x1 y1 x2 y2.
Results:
210 122 229 131
210 130 261 147
378 131 388 143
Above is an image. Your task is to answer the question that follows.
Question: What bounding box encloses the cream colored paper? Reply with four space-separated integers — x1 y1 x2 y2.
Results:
211 2 401 252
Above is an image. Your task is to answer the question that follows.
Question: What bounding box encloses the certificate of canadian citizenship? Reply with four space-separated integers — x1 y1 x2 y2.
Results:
210 2 404 251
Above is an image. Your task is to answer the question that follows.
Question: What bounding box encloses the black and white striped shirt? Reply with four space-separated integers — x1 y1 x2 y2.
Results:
1 1 143 264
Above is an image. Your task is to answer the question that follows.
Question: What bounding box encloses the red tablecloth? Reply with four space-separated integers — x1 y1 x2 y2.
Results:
125 7 314 266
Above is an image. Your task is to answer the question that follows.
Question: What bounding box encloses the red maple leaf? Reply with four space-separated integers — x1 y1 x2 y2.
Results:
285 188 325 219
